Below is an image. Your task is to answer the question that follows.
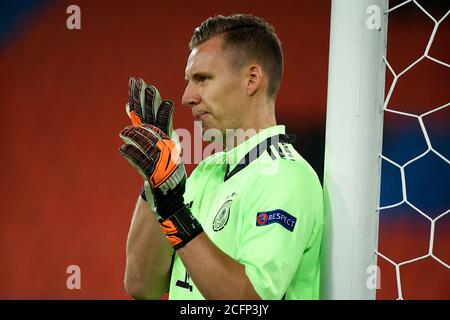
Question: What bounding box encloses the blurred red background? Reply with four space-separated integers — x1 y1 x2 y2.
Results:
0 0 448 299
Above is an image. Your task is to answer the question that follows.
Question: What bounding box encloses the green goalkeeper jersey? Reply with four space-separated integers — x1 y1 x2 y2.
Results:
168 125 324 300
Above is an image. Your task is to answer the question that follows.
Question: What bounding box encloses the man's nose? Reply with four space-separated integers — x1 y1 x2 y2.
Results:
181 83 200 108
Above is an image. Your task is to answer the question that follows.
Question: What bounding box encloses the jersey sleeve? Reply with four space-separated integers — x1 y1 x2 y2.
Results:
235 160 323 299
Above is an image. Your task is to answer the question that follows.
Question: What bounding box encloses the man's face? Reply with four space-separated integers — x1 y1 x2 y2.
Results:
182 36 247 135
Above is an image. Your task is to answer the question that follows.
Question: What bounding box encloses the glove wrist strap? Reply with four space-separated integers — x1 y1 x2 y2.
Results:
158 206 203 250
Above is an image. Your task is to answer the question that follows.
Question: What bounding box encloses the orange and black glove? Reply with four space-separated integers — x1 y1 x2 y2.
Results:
126 77 179 202
119 124 203 250
126 77 174 136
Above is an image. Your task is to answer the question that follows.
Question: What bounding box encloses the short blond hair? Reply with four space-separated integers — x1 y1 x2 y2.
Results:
189 14 284 99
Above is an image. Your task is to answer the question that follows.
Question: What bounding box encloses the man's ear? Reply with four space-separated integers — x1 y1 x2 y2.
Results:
247 64 263 96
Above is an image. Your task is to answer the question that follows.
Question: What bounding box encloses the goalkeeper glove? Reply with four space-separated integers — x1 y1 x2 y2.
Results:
126 77 179 202
126 77 174 136
119 124 203 250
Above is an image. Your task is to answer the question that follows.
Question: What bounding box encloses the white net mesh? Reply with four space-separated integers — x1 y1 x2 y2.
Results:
377 0 450 300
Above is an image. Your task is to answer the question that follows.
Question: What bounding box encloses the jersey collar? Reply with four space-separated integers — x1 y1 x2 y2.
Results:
225 125 286 171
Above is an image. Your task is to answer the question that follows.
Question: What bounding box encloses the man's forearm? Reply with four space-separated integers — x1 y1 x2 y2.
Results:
124 196 173 299
177 232 261 300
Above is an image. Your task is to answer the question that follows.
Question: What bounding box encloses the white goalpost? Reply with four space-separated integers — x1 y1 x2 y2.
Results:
321 0 388 299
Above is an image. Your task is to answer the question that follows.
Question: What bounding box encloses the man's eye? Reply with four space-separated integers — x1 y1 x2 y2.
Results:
198 76 208 82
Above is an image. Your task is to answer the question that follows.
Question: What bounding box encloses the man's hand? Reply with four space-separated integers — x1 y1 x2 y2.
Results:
119 124 203 250
126 77 174 136
126 78 179 202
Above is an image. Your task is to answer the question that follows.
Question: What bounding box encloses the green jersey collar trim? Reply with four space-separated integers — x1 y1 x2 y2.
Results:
225 125 286 171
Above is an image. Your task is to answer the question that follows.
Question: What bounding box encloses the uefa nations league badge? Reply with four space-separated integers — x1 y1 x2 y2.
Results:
212 192 236 231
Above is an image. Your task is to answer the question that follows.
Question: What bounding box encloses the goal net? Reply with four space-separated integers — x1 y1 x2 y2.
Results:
322 0 449 299
376 0 450 300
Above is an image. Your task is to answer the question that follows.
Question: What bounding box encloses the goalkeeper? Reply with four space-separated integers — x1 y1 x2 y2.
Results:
120 14 324 300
